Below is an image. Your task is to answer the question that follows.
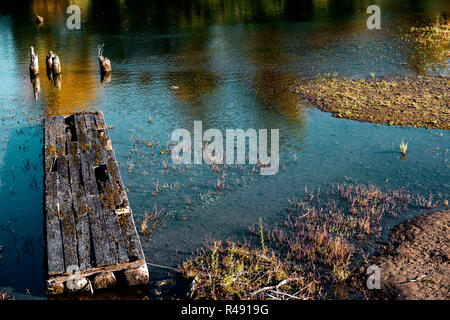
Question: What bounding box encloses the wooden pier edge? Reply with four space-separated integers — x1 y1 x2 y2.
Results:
44 111 149 295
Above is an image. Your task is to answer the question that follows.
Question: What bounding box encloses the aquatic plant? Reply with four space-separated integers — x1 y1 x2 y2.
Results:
139 205 166 235
0 291 13 300
258 218 266 251
179 239 320 300
215 177 226 193
399 140 408 155
179 183 445 299
403 19 450 74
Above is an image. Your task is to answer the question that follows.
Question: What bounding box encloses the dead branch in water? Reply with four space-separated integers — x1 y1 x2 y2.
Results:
34 11 44 24
97 44 112 73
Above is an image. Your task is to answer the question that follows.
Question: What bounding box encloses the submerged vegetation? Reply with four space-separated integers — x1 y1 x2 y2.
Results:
403 19 450 74
139 205 166 236
178 183 447 299
294 75 449 130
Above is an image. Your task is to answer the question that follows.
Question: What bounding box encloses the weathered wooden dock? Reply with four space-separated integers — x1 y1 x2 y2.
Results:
44 111 148 295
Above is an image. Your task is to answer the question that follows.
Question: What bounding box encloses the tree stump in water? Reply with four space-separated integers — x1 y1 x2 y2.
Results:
29 46 39 76
35 12 44 25
98 44 112 74
46 51 55 76
51 55 62 74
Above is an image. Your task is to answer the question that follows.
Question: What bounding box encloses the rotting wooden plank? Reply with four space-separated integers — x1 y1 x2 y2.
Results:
94 112 113 151
87 116 127 210
105 150 129 208
74 113 89 151
88 113 142 262
76 113 119 267
44 117 65 275
92 112 144 262
83 112 124 265
76 127 114 266
45 172 65 275
44 111 148 294
119 209 145 262
79 151 98 196
93 111 107 130
67 144 92 271
85 195 115 266
104 208 129 263
54 116 79 270
89 115 129 263
66 115 95 270
93 196 119 265
47 259 146 284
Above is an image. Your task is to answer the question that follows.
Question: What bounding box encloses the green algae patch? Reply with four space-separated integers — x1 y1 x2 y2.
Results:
294 75 449 130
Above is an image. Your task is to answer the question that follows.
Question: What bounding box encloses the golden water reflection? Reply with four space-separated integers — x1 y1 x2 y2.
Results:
10 0 450 117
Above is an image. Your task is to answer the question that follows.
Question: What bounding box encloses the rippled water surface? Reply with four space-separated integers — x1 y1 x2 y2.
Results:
0 0 448 298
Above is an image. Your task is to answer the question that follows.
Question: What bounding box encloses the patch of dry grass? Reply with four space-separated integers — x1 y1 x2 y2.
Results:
177 183 446 300
179 240 321 300
294 75 449 129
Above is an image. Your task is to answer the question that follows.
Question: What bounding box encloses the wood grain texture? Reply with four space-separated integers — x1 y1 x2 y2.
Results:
44 112 146 294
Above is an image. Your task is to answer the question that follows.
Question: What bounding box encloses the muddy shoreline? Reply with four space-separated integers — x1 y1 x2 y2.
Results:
350 210 449 300
294 75 449 130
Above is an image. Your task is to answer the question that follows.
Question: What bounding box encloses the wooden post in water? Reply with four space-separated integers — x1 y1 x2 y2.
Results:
44 112 149 295
98 44 112 81
29 47 39 76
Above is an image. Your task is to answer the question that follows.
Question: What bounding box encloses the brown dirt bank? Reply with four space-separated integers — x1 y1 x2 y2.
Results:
349 210 449 300
294 75 449 130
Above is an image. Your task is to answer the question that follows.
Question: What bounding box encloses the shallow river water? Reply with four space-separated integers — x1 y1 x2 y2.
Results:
0 0 448 298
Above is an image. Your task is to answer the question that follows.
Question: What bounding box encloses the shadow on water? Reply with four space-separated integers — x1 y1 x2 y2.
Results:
0 124 45 299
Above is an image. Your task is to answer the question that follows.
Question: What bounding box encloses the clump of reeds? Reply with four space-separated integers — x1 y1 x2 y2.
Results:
179 239 320 300
0 291 13 300
263 183 442 283
140 205 165 235
399 140 408 155
178 183 445 300
215 177 226 193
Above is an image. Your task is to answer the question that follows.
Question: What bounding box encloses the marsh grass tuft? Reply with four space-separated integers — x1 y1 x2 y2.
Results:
399 140 408 155
140 205 165 235
259 217 266 251
0 291 13 300
179 239 320 300
400 140 408 155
